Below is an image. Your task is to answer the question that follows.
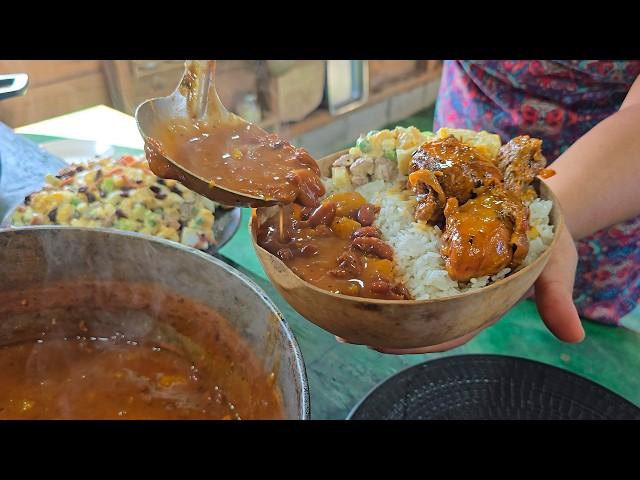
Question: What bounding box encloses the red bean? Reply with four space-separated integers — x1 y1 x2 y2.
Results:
313 224 333 237
351 237 394 260
300 206 313 220
276 248 294 261
300 244 318 257
351 226 381 239
392 284 412 300
370 280 391 294
307 202 337 227
286 168 325 207
356 204 380 226
330 249 364 277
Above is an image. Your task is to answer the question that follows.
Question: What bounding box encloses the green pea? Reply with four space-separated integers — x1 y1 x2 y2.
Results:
101 178 115 193
356 137 372 153
115 218 136 231
383 149 397 161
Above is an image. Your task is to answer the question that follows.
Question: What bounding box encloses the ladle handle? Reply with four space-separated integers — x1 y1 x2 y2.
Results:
180 60 229 120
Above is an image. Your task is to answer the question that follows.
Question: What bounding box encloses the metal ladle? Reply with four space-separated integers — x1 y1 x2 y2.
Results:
135 60 280 208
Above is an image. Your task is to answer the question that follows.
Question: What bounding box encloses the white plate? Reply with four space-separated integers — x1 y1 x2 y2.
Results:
40 139 115 164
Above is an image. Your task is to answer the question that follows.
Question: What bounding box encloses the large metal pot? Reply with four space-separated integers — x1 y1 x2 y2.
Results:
0 226 309 419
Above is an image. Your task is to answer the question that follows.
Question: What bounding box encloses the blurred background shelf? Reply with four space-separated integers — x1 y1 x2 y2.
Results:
0 60 442 157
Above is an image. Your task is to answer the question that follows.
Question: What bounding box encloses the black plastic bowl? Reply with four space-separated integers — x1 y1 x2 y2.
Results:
348 354 640 420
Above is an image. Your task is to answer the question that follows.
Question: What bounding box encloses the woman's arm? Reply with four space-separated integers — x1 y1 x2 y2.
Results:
545 75 640 240
365 75 640 352
532 74 640 344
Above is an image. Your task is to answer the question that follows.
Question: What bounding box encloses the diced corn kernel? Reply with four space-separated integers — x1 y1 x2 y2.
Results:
156 226 179 241
381 138 396 151
113 175 128 188
56 203 74 224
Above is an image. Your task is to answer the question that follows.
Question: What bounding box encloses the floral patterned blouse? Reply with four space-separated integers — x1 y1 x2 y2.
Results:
434 60 640 326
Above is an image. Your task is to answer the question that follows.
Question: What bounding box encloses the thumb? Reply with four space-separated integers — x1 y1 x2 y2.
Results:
534 227 585 343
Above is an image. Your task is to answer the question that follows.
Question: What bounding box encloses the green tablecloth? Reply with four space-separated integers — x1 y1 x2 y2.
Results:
18 133 640 418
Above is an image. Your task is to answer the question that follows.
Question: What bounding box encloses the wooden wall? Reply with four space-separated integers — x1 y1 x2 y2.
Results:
0 60 442 131
0 60 112 127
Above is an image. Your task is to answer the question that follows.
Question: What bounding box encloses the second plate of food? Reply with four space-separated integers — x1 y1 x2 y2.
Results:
4 154 241 253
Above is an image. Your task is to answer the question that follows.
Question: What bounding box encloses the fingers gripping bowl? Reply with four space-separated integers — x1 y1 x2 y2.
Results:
250 129 564 349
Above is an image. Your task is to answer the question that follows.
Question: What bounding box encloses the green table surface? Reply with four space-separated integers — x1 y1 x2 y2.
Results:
18 132 640 419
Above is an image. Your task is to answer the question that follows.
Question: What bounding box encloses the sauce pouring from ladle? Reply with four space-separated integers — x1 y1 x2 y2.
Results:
135 60 325 216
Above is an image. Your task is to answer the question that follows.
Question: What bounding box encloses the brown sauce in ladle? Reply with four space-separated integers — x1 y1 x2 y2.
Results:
147 119 324 207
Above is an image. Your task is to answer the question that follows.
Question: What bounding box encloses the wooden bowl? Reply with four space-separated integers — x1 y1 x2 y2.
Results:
250 150 564 349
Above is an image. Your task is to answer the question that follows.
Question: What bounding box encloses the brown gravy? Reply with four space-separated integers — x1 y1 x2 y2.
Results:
0 282 284 420
538 168 556 179
258 193 411 300
147 119 324 206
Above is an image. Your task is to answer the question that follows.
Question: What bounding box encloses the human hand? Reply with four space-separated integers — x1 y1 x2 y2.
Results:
531 224 585 343
336 226 585 354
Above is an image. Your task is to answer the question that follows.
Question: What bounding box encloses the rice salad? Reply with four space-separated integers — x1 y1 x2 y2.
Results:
10 154 224 251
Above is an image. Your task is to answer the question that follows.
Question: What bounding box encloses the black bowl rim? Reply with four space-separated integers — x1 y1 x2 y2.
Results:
346 353 639 420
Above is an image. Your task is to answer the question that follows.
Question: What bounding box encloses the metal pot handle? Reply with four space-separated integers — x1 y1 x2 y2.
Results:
0 73 29 100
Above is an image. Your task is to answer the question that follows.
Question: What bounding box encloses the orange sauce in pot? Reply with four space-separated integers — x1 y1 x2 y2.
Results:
0 283 284 420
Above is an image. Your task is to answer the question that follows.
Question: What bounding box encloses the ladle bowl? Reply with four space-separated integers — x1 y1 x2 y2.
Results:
135 60 280 208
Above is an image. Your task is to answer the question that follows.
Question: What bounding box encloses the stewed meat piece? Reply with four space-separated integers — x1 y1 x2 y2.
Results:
440 186 530 282
409 136 503 222
496 135 547 194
